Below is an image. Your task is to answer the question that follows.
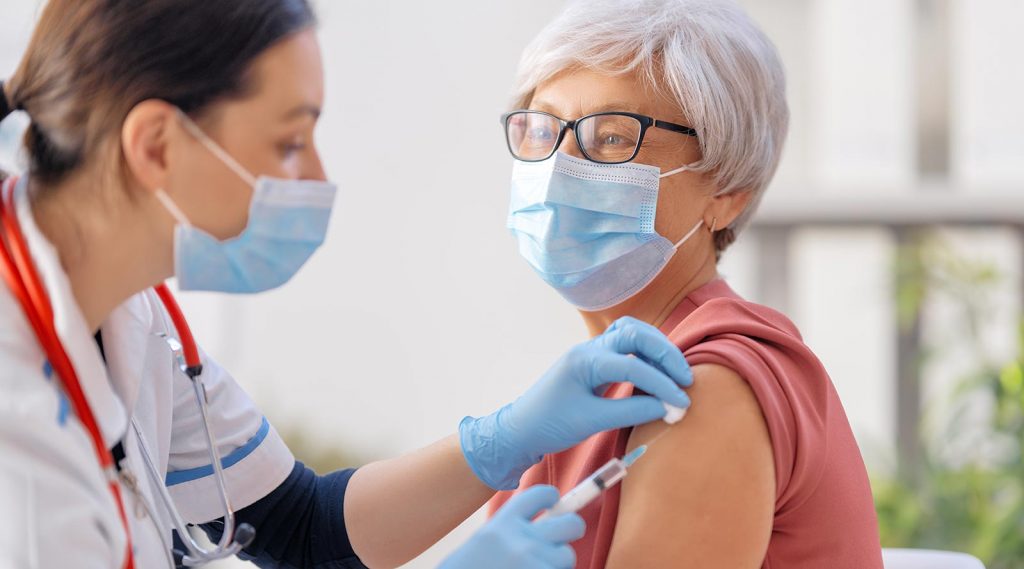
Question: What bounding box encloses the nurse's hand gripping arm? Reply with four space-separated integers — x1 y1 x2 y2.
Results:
344 317 692 568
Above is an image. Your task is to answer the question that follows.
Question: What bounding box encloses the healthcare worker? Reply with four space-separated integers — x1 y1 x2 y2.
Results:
0 2 695 568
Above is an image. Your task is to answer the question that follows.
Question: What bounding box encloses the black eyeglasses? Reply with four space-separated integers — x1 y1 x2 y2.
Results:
501 110 698 165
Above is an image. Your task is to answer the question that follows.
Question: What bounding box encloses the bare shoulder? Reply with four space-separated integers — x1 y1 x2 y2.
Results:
605 363 776 569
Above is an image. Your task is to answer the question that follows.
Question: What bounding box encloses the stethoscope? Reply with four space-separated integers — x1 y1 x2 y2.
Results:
0 177 250 567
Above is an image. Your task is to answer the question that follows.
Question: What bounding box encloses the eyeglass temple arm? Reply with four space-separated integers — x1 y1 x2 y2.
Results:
653 119 698 137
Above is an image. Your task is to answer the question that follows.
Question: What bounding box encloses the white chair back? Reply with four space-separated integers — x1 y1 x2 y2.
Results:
882 548 985 569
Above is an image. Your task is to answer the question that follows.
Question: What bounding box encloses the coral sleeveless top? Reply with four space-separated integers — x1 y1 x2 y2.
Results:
489 279 882 568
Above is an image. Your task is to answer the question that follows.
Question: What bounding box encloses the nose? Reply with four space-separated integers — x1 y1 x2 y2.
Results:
305 146 328 182
555 126 587 161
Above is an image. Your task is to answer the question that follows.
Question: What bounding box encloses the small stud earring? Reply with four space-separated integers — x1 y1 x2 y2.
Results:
708 217 718 234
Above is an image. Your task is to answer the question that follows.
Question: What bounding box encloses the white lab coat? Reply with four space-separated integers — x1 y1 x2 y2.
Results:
0 177 295 568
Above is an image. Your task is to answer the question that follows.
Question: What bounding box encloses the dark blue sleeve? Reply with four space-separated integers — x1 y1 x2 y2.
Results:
192 461 368 569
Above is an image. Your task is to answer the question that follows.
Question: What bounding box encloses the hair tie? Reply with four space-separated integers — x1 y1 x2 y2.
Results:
0 81 12 122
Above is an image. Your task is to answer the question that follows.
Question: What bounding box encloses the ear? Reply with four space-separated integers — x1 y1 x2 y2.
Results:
705 190 754 230
121 100 178 197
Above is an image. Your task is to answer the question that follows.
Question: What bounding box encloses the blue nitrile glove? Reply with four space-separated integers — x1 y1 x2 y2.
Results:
439 485 584 569
460 316 692 490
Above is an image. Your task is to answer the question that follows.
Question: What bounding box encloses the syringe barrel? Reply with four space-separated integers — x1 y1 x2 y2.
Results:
589 458 628 489
536 458 627 520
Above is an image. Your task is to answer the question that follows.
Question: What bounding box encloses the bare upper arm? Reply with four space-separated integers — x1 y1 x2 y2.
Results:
605 363 775 569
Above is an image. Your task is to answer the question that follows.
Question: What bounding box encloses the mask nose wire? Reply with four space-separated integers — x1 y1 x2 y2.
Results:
176 109 259 188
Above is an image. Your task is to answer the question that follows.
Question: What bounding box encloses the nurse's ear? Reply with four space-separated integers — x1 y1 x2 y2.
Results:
120 100 178 197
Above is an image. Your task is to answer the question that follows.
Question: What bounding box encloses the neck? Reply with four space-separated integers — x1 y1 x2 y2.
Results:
29 172 174 332
579 239 719 338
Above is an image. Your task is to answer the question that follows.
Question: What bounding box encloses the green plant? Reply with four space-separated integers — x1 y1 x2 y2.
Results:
874 232 1024 568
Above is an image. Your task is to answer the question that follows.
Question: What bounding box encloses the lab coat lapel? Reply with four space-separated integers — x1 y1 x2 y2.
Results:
13 177 128 449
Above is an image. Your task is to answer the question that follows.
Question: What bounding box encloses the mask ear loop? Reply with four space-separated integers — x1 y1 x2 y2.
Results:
659 163 711 249
176 109 258 188
154 188 192 228
659 164 690 179
157 110 260 229
671 219 705 250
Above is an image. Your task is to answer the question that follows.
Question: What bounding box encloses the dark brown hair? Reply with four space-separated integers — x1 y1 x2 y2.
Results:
0 0 315 186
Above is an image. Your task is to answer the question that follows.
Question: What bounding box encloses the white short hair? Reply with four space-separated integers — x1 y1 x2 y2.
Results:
512 0 788 244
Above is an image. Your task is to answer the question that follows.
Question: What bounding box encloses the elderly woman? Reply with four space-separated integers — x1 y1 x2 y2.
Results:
490 0 883 567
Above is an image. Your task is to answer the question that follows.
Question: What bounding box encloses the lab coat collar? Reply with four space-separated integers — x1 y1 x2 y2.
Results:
101 293 155 421
12 177 129 449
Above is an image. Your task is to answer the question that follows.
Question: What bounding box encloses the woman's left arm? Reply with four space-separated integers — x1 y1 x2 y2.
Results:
604 363 776 569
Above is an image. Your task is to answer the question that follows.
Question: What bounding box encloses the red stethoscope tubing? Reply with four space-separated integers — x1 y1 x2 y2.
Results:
153 284 202 372
0 177 199 568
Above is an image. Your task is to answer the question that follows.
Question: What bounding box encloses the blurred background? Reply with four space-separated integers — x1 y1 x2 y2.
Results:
2 0 1023 567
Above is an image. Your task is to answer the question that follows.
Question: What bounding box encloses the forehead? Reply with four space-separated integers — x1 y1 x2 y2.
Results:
247 29 324 109
529 67 683 122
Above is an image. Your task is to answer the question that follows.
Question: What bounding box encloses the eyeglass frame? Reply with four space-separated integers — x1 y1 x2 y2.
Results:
500 109 699 165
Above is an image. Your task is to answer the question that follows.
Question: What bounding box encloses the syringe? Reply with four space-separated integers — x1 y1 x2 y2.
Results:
535 445 648 521
535 402 687 521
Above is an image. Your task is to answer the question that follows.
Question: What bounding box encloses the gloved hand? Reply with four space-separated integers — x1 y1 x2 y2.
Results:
439 485 583 569
460 316 692 490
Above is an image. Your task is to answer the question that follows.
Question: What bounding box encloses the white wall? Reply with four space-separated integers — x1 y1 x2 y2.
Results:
808 0 917 190
952 0 1024 188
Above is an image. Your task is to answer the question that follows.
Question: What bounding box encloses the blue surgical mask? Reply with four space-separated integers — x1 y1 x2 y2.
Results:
508 152 703 311
154 111 337 293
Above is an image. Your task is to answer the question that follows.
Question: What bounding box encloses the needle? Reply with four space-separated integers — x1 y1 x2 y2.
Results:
536 423 679 521
620 424 675 469
642 424 675 449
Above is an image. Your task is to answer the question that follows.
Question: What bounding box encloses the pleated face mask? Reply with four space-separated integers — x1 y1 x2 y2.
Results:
507 152 702 311
155 110 337 294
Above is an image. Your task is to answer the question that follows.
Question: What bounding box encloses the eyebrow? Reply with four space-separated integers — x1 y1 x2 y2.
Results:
283 103 321 121
529 98 645 118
